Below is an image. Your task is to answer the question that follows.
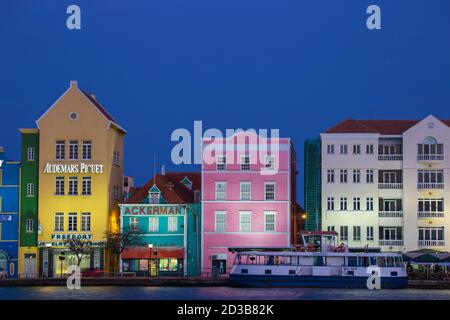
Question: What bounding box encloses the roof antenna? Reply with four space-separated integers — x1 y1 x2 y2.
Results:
153 154 156 186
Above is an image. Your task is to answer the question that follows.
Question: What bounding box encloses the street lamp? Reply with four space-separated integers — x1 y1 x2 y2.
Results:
148 244 153 277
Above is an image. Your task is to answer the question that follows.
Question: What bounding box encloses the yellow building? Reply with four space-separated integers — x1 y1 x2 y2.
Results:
34 80 125 277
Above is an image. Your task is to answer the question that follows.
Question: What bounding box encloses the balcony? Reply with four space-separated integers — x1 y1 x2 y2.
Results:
379 240 404 246
418 211 444 218
378 154 403 161
379 211 403 218
378 183 403 189
417 154 444 161
417 183 444 190
418 240 445 247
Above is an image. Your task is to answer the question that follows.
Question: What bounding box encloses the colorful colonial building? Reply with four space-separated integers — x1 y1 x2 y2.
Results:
0 147 20 278
201 131 297 275
20 80 126 277
119 172 201 276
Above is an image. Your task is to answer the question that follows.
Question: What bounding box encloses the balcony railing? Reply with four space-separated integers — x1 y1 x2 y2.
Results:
418 211 444 218
379 240 404 246
378 183 403 189
418 240 445 247
378 154 403 161
417 183 444 190
379 211 403 218
417 154 444 161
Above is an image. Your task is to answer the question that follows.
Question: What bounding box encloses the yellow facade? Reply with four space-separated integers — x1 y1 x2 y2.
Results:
36 81 125 276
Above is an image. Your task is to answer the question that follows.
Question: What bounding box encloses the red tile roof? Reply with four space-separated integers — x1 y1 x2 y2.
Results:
81 90 121 126
326 119 450 135
125 172 201 204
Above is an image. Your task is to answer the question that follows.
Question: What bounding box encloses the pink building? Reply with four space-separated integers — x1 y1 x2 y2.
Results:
201 132 297 275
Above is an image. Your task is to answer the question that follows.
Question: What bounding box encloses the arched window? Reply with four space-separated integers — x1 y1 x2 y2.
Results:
418 137 444 160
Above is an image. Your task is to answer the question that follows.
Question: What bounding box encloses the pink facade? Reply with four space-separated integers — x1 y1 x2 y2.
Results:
201 132 296 275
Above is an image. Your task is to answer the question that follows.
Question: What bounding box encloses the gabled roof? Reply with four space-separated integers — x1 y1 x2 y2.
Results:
125 172 201 204
325 118 450 135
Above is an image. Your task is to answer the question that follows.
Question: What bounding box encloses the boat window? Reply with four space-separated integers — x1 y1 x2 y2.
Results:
370 257 377 266
264 256 280 265
241 269 248 274
289 270 296 275
377 257 386 267
313 256 325 266
265 270 272 275
386 257 395 267
347 257 358 267
359 257 370 267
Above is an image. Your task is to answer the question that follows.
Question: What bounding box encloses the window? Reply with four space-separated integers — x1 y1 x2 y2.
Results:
129 217 139 231
327 170 335 183
264 212 276 232
68 213 77 231
215 182 227 200
418 227 444 241
55 177 64 195
27 147 35 161
367 226 374 241
26 219 33 233
366 144 374 154
239 212 251 232
241 155 250 171
264 156 275 171
340 144 348 155
418 138 444 160
215 212 227 232
340 170 347 183
366 197 374 211
418 198 444 213
56 141 65 160
264 183 275 200
418 170 444 184
82 141 92 160
26 183 34 197
327 144 335 154
327 225 335 232
149 217 159 232
240 182 251 201
113 150 120 165
353 197 361 211
340 226 348 241
379 227 402 240
168 216 178 232
81 213 91 232
353 144 361 155
340 197 348 211
69 141 78 160
366 170 374 183
216 156 226 171
327 197 335 211
82 177 92 195
68 177 78 195
149 191 160 204
54 213 64 231
352 170 360 183
353 226 361 241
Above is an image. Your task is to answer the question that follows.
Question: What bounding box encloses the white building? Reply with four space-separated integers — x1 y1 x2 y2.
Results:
321 115 450 252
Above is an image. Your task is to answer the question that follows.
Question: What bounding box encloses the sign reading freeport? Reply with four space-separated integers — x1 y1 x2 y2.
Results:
43 163 104 174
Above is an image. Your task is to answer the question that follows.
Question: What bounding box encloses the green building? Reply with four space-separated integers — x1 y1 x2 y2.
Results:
18 129 39 277
304 139 321 231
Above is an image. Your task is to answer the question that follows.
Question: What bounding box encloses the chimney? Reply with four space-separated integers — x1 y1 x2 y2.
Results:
90 94 96 100
70 80 78 88
161 165 166 176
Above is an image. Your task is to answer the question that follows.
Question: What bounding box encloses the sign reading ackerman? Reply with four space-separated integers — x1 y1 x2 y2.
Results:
44 163 104 174
123 205 183 215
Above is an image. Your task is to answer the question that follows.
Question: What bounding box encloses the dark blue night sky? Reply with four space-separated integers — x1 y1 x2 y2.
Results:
1 0 450 202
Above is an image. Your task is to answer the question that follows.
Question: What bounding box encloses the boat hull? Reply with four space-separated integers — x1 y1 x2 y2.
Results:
230 274 408 289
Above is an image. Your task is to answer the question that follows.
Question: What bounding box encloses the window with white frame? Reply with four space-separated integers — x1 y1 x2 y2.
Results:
353 226 361 241
327 197 335 211
327 169 335 183
353 144 361 155
68 177 78 195
26 183 34 197
418 198 444 213
26 219 33 233
366 197 374 211
240 182 251 201
129 217 139 230
239 212 251 232
56 140 65 160
366 226 374 241
27 147 35 161
366 169 374 183
215 182 227 200
149 217 159 232
418 227 444 242
264 211 276 232
327 144 335 154
82 177 92 195
340 170 348 183
113 150 120 165
168 216 178 232
352 170 360 183
241 155 250 171
353 197 361 211
216 155 226 171
264 155 275 171
418 170 443 184
82 141 92 160
340 226 348 241
68 213 77 231
340 144 348 155
54 213 64 231
327 225 335 232
81 213 91 232
69 141 78 160
264 183 275 200
366 144 374 155
340 197 348 211
215 211 227 232
149 190 160 204
55 177 64 195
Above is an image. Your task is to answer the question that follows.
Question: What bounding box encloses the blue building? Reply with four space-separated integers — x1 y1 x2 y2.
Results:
0 147 20 278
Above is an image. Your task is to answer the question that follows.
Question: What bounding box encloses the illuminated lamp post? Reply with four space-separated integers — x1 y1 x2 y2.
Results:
148 244 153 277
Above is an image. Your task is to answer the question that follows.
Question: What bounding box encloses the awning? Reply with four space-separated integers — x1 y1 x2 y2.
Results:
121 247 184 259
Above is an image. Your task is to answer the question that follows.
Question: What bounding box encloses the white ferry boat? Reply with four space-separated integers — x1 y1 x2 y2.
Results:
229 232 408 288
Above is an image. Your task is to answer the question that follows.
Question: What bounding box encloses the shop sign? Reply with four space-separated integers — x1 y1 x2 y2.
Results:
38 241 104 247
123 205 182 216
51 233 93 241
43 163 104 174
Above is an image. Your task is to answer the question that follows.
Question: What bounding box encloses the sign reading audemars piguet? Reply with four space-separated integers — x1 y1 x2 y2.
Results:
43 163 104 174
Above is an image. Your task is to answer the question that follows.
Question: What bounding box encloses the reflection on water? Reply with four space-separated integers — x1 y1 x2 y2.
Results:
0 286 450 300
